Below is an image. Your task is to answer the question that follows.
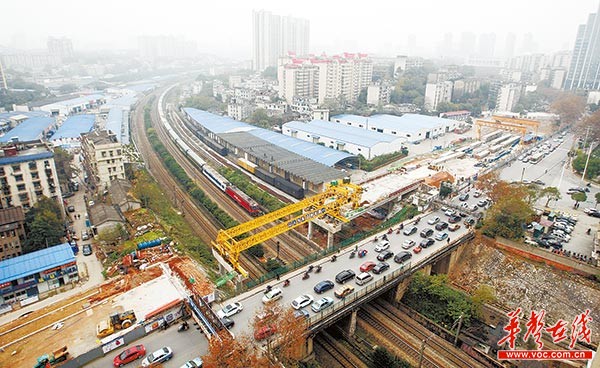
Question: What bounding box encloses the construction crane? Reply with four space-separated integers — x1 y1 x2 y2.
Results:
474 115 540 143
213 179 363 277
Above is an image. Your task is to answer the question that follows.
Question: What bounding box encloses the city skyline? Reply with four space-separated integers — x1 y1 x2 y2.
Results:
1 0 598 59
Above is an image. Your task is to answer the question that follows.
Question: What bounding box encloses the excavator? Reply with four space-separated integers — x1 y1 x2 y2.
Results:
96 310 136 338
33 346 68 368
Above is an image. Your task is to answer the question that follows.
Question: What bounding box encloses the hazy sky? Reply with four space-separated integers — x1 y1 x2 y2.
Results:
2 0 599 59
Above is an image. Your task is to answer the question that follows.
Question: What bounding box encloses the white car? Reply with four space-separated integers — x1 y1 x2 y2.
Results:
444 209 455 216
180 357 203 368
473 191 482 198
427 216 440 225
311 296 334 313
217 302 243 318
291 294 314 310
460 203 470 210
262 287 283 304
142 347 173 367
374 241 390 252
401 239 415 250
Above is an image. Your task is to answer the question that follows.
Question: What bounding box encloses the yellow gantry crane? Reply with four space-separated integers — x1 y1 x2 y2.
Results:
212 179 363 277
475 115 540 143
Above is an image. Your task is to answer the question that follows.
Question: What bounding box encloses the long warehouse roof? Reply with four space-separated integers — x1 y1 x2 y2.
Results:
0 243 75 284
0 116 55 142
331 113 453 134
51 114 95 140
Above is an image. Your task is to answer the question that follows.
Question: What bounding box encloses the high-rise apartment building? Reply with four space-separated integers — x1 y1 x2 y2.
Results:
252 10 309 71
81 130 125 191
0 207 26 260
565 4 600 90
496 84 522 112
47 37 74 58
277 53 373 104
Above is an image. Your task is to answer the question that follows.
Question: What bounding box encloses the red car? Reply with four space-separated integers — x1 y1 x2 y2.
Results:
113 344 146 367
412 246 423 254
254 325 277 340
359 261 377 272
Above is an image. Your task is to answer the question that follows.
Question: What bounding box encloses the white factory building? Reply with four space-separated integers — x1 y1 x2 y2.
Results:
330 114 458 143
282 120 406 159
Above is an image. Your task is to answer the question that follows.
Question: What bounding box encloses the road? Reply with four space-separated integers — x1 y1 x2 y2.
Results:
219 207 474 341
84 323 207 368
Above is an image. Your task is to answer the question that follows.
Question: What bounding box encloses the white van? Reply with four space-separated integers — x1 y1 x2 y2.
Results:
355 272 373 286
81 230 89 241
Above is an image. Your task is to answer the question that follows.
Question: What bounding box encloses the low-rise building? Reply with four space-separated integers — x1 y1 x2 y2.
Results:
109 179 141 213
89 203 126 235
0 206 26 260
0 243 78 306
227 103 254 121
38 94 106 116
80 130 125 191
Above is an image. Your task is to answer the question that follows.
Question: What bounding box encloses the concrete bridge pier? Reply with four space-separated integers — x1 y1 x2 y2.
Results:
299 334 314 361
344 308 358 337
431 243 463 275
307 221 313 240
389 276 412 303
327 231 334 248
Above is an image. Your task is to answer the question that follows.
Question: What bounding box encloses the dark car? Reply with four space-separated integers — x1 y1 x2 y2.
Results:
220 317 234 329
448 215 461 224
335 270 356 284
67 205 75 213
464 217 476 226
376 250 394 261
420 238 435 248
372 262 390 274
420 228 434 238
459 193 469 201
314 280 335 293
590 211 600 218
435 222 448 231
82 244 92 256
114 344 146 367
394 251 412 264
62 192 75 199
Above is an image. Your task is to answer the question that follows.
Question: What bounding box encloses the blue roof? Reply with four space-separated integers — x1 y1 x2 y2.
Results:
51 94 105 107
331 113 453 134
184 108 354 167
51 114 95 140
0 117 55 142
108 92 138 108
106 108 123 140
0 151 53 166
0 243 75 283
283 120 403 148
0 111 49 123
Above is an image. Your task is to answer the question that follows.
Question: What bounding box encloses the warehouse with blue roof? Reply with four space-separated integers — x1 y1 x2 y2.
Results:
0 243 78 305
51 114 95 143
0 111 49 135
183 108 354 192
331 113 458 142
0 116 55 143
283 120 407 159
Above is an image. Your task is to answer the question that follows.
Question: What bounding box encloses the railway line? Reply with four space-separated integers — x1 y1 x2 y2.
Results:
314 330 367 368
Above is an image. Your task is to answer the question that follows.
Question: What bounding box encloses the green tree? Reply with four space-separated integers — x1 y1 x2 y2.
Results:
572 148 600 179
540 187 561 207
246 108 277 128
439 182 453 199
472 284 496 317
97 224 128 244
523 184 541 205
23 197 65 253
482 195 534 240
571 192 587 207
369 347 410 368
53 147 75 191
550 93 586 124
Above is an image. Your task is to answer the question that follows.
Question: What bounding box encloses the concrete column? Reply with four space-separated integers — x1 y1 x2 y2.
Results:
307 221 313 240
421 263 432 276
327 231 333 248
391 276 412 303
346 309 358 337
299 335 314 361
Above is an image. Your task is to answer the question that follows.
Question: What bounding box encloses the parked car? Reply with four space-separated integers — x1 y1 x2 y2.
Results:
217 302 243 318
460 203 470 210
62 192 75 199
311 297 334 312
314 280 335 293
291 294 314 310
420 238 435 248
254 325 277 340
377 250 394 261
459 193 469 201
444 209 455 216
374 241 390 252
220 317 234 329
81 230 89 241
114 345 146 367
435 232 449 241
394 251 412 264
355 272 373 286
334 285 355 299
359 261 377 272
402 239 416 250
82 244 92 256
448 215 461 224
67 205 75 212
473 190 482 198
179 357 204 368
448 224 461 232
477 200 488 207
142 347 173 367
427 216 440 225
413 245 422 254
293 309 310 319
262 287 283 304
372 262 390 274
420 228 434 238
464 217 476 226
335 270 355 284
435 222 448 231
403 225 418 236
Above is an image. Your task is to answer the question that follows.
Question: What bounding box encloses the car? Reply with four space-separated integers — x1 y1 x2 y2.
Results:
435 222 448 231
590 211 600 218
427 216 440 225
420 238 435 248
413 246 422 254
374 241 390 252
459 193 469 201
81 230 89 241
314 280 335 293
477 200 488 207
262 287 283 303
460 203 470 210
372 262 390 274
356 272 373 285
458 211 468 218
311 296 334 312
360 261 377 272
220 316 234 329
334 285 355 299
217 302 243 318
293 309 310 319
435 232 449 241
448 224 461 232
142 347 173 367
179 357 204 368
532 180 545 186
291 294 314 310
584 208 598 215
471 204 479 211
394 251 412 264
420 228 434 238
67 205 75 213
254 325 277 340
448 215 461 224
377 250 394 261
82 244 92 256
464 217 476 226
335 270 356 284
88 200 95 206
114 345 146 367
62 192 75 199
403 225 418 236
444 209 455 216
473 190 482 198
401 239 416 250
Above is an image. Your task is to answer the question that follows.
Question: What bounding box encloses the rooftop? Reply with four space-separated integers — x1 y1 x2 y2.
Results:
0 206 25 226
81 129 118 145
0 243 75 284
0 117 55 143
0 111 49 123
89 203 123 226
105 108 124 143
331 113 454 134
51 114 95 140
42 94 105 108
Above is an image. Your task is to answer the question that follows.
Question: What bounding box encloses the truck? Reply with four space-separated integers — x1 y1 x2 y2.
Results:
34 346 69 368
96 310 136 338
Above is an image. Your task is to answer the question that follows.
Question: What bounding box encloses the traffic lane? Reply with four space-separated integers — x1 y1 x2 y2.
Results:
84 323 207 368
224 209 471 338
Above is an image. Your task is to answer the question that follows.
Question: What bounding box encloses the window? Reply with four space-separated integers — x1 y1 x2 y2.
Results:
109 150 114 157
0 168 5 175
117 149 121 155
44 160 50 168
11 164 20 172
14 174 23 182
18 193 28 201
31 172 39 179
16 184 25 191
28 162 37 170
101 151 107 158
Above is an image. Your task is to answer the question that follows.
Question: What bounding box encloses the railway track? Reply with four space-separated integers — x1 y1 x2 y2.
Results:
314 330 367 368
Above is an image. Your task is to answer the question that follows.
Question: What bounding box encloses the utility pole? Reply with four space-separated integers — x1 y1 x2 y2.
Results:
453 314 464 346
418 332 436 368
557 160 567 197
582 141 595 182
520 166 526 182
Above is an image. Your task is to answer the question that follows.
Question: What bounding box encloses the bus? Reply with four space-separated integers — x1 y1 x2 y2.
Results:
529 152 544 164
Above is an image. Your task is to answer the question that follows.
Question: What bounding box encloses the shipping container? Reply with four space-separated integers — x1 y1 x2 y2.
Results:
237 157 257 174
